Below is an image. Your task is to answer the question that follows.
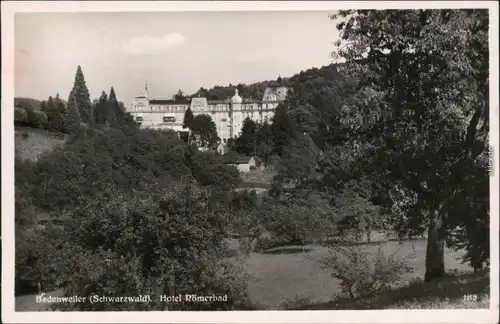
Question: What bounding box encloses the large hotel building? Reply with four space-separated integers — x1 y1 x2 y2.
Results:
128 84 288 142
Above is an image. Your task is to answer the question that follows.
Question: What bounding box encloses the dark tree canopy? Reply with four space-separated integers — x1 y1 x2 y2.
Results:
64 65 93 133
331 9 489 279
190 114 219 148
182 107 194 129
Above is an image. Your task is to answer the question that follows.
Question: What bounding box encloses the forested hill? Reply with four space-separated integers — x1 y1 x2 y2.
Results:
190 78 290 101
15 97 68 110
188 63 343 102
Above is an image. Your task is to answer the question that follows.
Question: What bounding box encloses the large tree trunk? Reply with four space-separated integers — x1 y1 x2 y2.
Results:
424 203 446 282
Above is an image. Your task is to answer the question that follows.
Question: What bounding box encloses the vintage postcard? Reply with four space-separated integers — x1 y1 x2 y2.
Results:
2 1 499 323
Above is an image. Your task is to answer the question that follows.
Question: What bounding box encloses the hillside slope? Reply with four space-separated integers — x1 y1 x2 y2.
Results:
15 127 66 162
14 97 42 111
188 63 342 102
15 97 68 111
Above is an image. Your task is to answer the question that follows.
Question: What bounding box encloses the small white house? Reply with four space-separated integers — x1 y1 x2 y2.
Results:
223 154 256 173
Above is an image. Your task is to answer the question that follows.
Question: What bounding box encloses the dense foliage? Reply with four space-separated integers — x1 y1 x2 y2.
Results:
15 67 247 304
53 181 249 310
331 9 489 279
189 114 220 147
190 77 289 101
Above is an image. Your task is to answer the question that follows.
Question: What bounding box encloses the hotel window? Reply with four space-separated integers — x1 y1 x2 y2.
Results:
136 116 143 122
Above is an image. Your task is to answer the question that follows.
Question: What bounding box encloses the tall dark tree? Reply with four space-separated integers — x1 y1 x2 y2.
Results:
174 89 186 102
182 107 194 129
108 87 127 127
234 117 258 155
190 114 219 148
94 91 108 126
46 97 54 111
332 9 489 281
44 96 64 132
288 104 319 135
108 87 124 127
236 84 245 96
64 65 93 133
109 87 117 101
270 103 297 156
256 121 274 162
40 100 47 114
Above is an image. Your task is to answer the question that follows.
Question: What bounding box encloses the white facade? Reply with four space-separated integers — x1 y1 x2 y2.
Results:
129 86 288 142
228 157 256 173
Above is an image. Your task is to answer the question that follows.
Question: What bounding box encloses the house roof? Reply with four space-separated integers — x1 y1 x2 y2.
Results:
209 142 224 149
150 99 190 105
223 152 254 164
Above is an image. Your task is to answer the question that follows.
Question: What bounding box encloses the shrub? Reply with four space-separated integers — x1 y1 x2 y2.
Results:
259 189 335 245
25 127 191 212
33 110 49 128
254 156 263 167
317 244 413 299
14 107 28 126
15 225 65 295
54 181 250 311
185 150 241 191
24 107 49 129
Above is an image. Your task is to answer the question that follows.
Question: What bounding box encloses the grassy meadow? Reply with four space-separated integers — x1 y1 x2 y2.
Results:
15 127 66 162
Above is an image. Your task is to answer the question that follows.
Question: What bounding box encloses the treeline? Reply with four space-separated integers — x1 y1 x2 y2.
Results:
185 76 289 101
14 67 132 134
14 96 66 132
228 63 347 165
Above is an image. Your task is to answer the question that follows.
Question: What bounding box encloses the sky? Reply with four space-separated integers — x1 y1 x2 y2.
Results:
15 11 340 108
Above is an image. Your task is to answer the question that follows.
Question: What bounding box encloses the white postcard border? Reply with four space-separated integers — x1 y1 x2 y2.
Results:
2 1 498 323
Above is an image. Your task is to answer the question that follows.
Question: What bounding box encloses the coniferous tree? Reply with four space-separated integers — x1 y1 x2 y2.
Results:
270 103 297 156
63 89 81 134
174 89 185 101
109 87 126 127
256 121 274 162
94 91 108 126
55 94 66 131
109 87 117 101
45 96 64 132
64 65 93 133
40 100 47 114
182 107 194 129
234 117 257 155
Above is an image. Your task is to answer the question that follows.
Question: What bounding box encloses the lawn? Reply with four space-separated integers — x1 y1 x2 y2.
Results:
15 238 478 311
15 127 66 162
235 239 475 309
299 268 490 310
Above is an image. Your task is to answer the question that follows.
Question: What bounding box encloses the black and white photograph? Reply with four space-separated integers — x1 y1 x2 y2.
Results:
2 1 499 323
